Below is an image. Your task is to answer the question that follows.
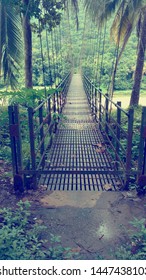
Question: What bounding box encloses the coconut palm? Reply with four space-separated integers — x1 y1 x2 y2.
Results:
84 0 146 106
22 0 33 88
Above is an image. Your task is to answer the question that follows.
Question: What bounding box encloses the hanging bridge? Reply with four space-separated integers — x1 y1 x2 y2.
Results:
8 70 146 191
7 10 146 192
39 74 122 190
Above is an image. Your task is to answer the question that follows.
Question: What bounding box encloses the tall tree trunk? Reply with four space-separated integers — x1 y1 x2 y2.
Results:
22 0 33 88
130 9 146 106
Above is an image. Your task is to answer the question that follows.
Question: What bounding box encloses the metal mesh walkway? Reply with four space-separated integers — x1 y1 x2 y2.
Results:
40 74 122 190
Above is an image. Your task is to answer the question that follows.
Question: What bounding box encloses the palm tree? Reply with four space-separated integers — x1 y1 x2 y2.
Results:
130 7 146 106
0 0 22 89
83 0 146 106
22 0 33 88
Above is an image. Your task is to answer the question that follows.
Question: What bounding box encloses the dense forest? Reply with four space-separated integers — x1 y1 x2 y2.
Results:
0 1 146 103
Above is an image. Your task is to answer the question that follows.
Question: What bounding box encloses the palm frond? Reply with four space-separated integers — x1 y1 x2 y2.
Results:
2 45 19 89
0 2 22 88
84 0 122 24
65 0 79 28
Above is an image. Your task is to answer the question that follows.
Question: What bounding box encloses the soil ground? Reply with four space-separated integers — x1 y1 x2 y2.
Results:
0 161 146 259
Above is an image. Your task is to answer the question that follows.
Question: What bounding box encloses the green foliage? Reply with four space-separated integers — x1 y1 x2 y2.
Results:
113 218 146 260
0 84 63 165
0 200 45 260
0 201 78 260
0 88 56 107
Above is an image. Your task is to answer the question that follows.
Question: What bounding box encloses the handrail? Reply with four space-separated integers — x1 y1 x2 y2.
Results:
33 72 71 113
8 71 72 189
83 74 129 117
82 73 134 186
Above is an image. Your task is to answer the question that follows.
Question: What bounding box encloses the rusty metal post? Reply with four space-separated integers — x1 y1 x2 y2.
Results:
125 108 134 189
47 98 51 125
95 88 98 122
138 107 146 175
28 107 37 189
116 102 121 169
39 102 45 168
14 105 23 173
99 89 102 130
8 105 24 191
105 94 109 135
8 105 18 176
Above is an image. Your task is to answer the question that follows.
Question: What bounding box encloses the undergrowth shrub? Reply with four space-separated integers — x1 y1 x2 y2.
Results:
0 201 78 260
0 107 11 161
112 217 146 260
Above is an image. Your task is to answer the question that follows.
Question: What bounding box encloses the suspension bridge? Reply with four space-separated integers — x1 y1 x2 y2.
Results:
39 74 122 190
8 70 146 192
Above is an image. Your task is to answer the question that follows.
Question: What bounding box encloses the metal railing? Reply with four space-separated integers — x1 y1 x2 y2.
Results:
83 74 134 186
9 72 72 189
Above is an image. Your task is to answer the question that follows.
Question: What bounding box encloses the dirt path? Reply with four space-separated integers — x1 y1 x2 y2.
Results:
31 190 146 259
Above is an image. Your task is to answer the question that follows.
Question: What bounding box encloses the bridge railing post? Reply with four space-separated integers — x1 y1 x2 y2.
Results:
59 91 62 113
105 94 109 135
39 102 45 168
53 93 56 114
86 78 89 101
47 97 52 124
138 106 146 176
86 78 89 102
8 105 24 191
95 88 98 121
99 89 102 130
91 83 94 113
8 105 23 176
90 81 92 107
28 107 37 189
116 101 121 169
56 91 59 114
125 107 134 189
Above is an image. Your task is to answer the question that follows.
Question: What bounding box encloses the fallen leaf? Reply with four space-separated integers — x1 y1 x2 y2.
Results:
36 219 44 225
96 147 106 153
70 247 81 253
72 154 77 158
103 184 113 191
92 142 104 147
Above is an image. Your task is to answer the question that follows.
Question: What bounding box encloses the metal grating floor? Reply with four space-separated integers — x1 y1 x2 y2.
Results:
40 74 122 190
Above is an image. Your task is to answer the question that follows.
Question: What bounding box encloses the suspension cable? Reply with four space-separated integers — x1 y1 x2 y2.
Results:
99 20 107 89
38 20 47 97
95 25 102 86
45 29 53 88
79 12 87 73
59 24 64 77
51 30 56 87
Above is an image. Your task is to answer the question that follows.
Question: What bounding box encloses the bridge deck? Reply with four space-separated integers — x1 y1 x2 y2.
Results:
40 74 122 190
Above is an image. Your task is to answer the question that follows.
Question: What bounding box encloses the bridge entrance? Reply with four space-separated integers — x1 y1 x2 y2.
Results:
8 73 146 191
